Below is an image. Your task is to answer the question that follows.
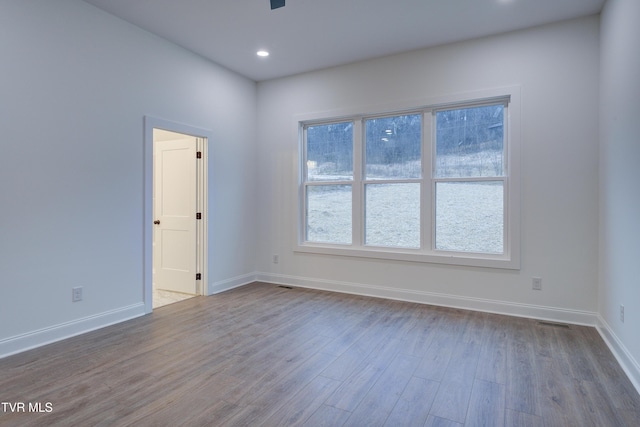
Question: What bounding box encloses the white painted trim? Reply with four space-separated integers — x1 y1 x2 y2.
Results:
0 304 145 360
255 272 597 326
208 273 258 295
596 315 640 395
144 116 213 314
255 273 639 391
5 274 637 397
294 86 522 270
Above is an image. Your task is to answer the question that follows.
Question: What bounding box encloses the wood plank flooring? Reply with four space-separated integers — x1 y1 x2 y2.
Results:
1 282 639 426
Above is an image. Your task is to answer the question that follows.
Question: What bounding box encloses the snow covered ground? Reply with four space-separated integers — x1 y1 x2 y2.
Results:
306 181 503 254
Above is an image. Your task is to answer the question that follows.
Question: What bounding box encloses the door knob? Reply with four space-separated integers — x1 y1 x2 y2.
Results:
154 220 160 225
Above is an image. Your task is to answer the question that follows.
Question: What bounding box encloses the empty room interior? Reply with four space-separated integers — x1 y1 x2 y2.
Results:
1 0 639 425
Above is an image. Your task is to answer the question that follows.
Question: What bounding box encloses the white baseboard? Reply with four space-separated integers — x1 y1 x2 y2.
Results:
0 272 258 360
0 303 146 360
596 315 640 395
208 273 258 295
7 272 636 398
257 272 640 393
256 272 598 326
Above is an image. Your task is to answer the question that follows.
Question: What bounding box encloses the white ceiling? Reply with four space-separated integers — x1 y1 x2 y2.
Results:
82 0 605 82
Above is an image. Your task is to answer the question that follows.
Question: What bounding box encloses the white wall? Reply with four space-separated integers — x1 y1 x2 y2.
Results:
1 0 636 392
0 0 257 356
256 16 600 323
598 0 640 389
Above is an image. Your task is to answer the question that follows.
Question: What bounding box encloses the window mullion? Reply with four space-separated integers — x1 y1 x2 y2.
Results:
352 119 363 246
423 110 433 252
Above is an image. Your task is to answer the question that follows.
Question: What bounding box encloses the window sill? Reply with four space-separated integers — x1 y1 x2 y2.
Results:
295 243 520 270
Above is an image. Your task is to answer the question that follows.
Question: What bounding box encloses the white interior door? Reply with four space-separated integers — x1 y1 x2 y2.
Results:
153 136 197 295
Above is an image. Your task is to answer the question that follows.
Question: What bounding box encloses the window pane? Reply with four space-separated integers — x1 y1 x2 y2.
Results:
435 181 503 253
365 114 421 180
365 183 420 248
306 122 353 181
435 105 504 178
306 185 352 244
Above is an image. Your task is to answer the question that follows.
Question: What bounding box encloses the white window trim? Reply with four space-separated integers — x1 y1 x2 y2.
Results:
294 87 521 270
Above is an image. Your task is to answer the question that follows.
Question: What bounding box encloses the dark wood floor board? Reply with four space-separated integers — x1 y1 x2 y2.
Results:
303 404 351 427
318 332 387 382
1 282 639 427
515 316 541 341
320 324 370 358
530 321 563 360
591 353 640 412
223 350 338 426
322 363 384 412
443 340 481 384
344 353 421 426
618 407 640 427
260 375 341 426
322 337 403 411
40 368 178 426
504 409 544 427
107 370 239 427
413 317 466 382
296 289 372 333
223 336 335 407
228 299 321 347
460 311 489 346
399 309 444 358
534 354 589 427
224 326 330 380
581 329 640 416
300 307 363 341
319 311 407 382
0 334 172 405
572 378 627 427
505 339 542 416
464 379 505 427
424 415 464 427
88 357 219 423
554 326 599 383
475 315 508 385
0 375 115 427
383 376 439 427
428 377 474 423
429 340 481 423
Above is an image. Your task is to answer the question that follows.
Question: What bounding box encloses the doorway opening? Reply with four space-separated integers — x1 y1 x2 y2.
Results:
144 117 210 313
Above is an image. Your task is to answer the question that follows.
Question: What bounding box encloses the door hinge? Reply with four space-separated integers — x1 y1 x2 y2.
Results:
196 151 202 159
196 212 202 220
196 273 201 280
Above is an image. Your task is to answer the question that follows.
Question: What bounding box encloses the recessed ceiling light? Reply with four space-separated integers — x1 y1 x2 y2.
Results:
257 50 269 57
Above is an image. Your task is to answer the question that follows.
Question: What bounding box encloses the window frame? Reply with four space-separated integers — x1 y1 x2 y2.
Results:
431 100 509 256
302 119 356 245
363 111 424 249
296 87 521 269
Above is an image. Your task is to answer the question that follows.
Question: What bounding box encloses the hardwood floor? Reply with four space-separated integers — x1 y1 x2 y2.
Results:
1 282 639 426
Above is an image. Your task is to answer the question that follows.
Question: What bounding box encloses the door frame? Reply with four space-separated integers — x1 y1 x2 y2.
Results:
144 116 210 313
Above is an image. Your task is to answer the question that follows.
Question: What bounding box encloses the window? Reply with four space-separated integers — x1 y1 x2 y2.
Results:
298 90 520 269
434 104 505 254
305 121 353 244
365 114 422 248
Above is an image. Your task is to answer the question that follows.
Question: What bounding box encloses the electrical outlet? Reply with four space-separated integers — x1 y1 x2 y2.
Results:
273 254 279 264
620 305 624 323
532 277 542 291
72 287 83 302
